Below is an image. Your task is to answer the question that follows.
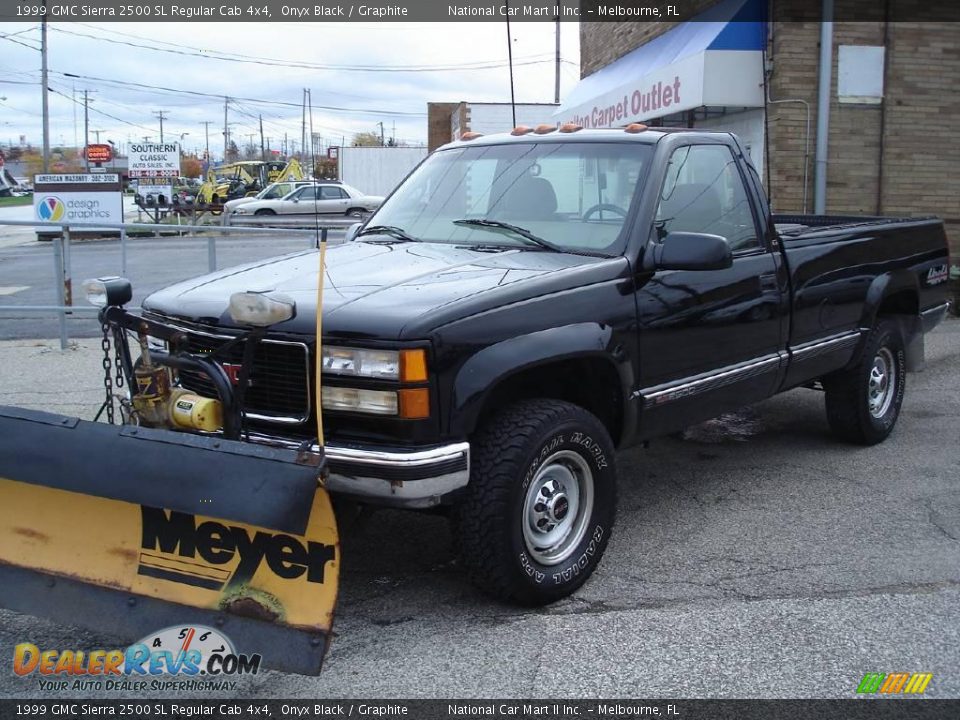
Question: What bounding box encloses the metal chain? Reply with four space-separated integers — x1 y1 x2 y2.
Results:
114 333 125 389
100 321 115 425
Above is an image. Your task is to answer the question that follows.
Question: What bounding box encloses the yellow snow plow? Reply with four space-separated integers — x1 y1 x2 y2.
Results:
0 259 339 675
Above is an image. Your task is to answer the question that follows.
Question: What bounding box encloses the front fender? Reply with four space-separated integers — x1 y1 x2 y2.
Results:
448 322 635 442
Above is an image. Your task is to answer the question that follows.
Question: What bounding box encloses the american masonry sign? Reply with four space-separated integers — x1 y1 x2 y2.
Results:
34 174 123 229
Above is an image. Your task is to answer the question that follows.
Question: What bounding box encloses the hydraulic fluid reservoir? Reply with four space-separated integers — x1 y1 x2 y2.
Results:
169 391 223 432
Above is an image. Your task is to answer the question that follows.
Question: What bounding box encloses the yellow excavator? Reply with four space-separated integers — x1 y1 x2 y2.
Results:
197 158 305 206
0 242 338 675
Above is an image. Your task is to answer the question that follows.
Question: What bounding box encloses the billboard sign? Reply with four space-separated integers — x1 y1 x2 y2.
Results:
128 142 181 178
34 174 123 227
84 144 113 164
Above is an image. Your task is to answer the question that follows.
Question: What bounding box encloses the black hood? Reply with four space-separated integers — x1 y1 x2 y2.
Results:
142 240 625 340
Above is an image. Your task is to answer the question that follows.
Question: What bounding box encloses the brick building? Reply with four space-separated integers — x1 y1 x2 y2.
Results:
427 102 559 151
567 0 959 268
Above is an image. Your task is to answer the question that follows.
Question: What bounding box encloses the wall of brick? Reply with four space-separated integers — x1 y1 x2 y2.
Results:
427 103 459 151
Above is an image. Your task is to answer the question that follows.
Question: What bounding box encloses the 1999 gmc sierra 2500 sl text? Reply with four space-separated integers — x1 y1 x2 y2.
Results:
101 126 953 605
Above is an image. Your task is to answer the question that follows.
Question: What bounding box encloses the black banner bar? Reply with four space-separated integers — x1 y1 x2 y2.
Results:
1 0 959 23
0 700 958 719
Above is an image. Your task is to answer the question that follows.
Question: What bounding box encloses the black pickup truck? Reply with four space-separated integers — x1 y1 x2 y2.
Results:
136 127 950 605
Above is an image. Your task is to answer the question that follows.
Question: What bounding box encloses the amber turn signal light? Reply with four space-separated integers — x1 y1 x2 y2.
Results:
400 349 428 382
398 388 430 419
624 123 649 134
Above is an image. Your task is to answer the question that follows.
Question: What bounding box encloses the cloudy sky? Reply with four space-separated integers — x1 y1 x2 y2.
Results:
0 21 581 157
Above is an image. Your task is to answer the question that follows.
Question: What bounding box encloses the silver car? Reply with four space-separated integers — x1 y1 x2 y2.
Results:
232 183 385 217
223 180 316 215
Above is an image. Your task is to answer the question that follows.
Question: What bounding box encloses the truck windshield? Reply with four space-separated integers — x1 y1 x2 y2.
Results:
366 142 651 255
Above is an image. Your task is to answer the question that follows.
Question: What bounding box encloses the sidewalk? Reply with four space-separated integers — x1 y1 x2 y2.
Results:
0 339 107 420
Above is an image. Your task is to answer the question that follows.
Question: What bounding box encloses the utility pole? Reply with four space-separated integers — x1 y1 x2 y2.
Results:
301 89 307 162
83 89 90 169
259 114 265 161
554 13 561 105
41 17 49 172
223 97 230 161
153 110 168 143
505 0 517 127
93 130 102 143
307 89 315 174
376 121 385 146
201 121 211 163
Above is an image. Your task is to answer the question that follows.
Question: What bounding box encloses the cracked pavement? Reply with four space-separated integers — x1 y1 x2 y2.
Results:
1 318 958 699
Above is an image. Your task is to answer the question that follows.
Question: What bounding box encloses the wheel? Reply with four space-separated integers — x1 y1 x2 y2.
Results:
823 319 906 445
254 209 276 216
454 399 617 605
346 208 366 218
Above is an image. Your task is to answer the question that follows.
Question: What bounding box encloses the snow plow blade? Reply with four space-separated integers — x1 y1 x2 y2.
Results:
0 405 338 676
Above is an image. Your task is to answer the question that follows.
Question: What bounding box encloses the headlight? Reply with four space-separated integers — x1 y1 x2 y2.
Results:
228 291 296 327
322 387 398 415
83 277 133 308
321 346 427 381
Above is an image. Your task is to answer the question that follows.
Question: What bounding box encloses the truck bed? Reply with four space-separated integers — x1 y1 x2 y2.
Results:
773 213 939 240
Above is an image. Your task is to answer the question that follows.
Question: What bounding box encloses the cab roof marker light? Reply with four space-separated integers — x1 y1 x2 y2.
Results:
460 131 483 141
533 124 557 134
558 123 583 133
511 126 534 136
625 123 649 134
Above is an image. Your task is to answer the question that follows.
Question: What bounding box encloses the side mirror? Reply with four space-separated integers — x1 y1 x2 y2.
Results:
648 232 732 271
345 223 362 242
291 197 299 203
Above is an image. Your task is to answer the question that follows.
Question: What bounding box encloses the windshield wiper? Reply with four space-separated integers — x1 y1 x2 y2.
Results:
357 225 419 243
452 218 563 252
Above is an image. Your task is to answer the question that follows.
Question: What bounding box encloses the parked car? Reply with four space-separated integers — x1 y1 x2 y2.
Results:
105 128 950 605
230 182 384 217
223 180 318 215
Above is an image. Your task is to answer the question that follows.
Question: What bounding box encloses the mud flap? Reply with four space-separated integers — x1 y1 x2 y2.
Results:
0 405 338 676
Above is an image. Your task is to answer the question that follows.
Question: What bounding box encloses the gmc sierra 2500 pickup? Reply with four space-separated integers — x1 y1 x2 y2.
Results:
135 126 950 605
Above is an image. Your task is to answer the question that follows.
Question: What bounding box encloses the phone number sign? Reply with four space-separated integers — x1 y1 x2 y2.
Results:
128 142 181 179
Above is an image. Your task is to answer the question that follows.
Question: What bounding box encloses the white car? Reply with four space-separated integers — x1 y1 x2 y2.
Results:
232 183 384 218
223 180 316 215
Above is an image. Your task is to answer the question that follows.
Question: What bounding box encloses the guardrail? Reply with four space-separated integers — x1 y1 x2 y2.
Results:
0 218 357 349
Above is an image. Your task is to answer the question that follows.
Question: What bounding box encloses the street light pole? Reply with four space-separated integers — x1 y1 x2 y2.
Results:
505 0 517 127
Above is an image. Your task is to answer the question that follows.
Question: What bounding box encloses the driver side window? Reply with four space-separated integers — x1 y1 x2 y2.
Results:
654 144 759 252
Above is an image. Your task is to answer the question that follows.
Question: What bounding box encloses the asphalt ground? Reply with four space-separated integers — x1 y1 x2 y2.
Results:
0 318 957 699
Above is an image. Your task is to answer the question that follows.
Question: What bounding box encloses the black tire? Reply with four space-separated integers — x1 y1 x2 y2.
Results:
254 209 276 216
823 319 906 445
454 399 617 605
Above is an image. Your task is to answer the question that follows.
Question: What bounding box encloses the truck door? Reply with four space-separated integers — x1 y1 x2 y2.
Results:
635 142 787 436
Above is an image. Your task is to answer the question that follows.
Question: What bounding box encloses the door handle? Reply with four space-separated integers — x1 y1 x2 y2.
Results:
759 273 779 291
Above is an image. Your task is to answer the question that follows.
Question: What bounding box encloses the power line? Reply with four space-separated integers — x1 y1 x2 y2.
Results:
55 71 428 117
51 25 560 74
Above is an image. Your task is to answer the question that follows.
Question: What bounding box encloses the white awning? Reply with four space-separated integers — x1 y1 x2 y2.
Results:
557 0 766 127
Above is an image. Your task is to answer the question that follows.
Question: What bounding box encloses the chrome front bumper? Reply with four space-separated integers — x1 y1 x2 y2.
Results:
249 433 470 508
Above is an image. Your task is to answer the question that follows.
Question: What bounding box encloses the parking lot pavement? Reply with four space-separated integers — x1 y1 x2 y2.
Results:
1 318 958 699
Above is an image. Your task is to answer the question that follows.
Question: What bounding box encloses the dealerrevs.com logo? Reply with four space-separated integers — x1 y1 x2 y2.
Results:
12 624 260 692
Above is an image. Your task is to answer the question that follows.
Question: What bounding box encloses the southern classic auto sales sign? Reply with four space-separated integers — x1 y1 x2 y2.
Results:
128 142 181 178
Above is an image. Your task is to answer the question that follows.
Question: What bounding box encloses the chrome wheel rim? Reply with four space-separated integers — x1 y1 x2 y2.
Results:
868 347 896 418
521 450 594 566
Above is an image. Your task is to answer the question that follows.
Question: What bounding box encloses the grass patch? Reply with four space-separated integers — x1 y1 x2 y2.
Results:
0 195 32 208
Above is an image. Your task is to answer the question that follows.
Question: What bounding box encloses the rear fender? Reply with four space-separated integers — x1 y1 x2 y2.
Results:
858 271 923 371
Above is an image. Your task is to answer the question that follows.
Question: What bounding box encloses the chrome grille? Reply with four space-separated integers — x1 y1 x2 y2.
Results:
176 332 311 422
